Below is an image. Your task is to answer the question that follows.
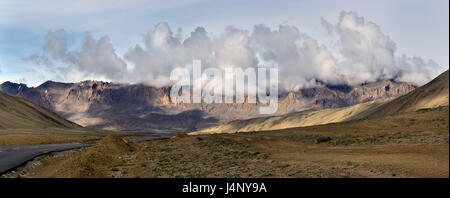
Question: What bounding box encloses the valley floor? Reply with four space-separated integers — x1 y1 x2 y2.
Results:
11 106 449 178
0 128 105 145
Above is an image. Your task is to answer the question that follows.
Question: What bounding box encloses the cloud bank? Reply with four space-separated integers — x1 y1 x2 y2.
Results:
326 11 442 85
30 11 445 89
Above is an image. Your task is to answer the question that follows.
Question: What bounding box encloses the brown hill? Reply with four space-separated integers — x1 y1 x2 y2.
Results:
0 91 80 130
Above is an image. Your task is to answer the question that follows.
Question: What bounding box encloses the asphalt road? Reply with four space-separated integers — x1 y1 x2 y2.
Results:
0 142 93 174
0 136 171 175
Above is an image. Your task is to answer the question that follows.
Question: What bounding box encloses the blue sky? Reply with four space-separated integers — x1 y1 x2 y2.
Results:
0 0 448 86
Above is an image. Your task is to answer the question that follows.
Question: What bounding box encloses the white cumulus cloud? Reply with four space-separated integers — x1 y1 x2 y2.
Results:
322 11 443 85
28 11 445 89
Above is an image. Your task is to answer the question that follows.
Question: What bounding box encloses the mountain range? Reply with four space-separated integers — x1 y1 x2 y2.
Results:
0 78 416 132
192 70 449 134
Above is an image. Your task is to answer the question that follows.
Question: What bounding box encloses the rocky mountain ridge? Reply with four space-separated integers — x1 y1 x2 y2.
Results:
1 79 416 132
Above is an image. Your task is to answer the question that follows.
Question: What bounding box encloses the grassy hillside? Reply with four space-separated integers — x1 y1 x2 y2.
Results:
0 92 80 129
192 70 449 134
191 98 392 134
0 92 112 145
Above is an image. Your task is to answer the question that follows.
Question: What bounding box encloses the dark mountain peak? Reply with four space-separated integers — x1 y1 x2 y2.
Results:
313 79 354 94
0 81 29 96
325 84 353 93
357 79 417 90
1 81 27 87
